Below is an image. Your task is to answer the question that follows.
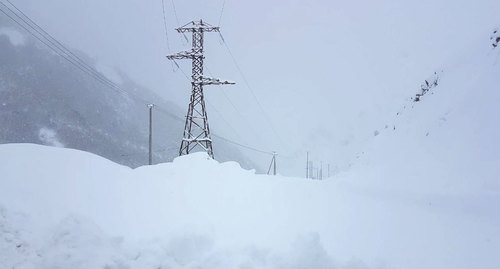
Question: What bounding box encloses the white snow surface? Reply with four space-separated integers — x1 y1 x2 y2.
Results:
0 145 372 269
0 141 499 269
1 26 500 269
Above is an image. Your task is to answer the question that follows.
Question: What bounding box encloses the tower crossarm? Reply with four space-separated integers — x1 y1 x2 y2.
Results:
166 50 203 60
176 20 219 33
195 75 236 86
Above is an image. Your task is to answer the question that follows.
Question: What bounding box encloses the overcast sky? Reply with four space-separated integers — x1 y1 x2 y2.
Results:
8 0 500 175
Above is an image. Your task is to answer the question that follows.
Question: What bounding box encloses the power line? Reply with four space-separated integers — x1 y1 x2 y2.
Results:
212 134 273 155
155 106 184 122
205 101 244 142
0 4 112 90
218 32 286 148
169 0 188 44
205 66 242 116
169 0 181 27
160 0 171 53
160 0 179 72
218 0 226 26
205 65 266 144
2 0 125 92
156 103 272 157
121 146 179 157
172 60 191 80
155 97 275 160
0 1 153 107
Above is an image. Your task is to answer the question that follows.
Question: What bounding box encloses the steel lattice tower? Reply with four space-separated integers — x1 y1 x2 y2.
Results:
167 20 234 158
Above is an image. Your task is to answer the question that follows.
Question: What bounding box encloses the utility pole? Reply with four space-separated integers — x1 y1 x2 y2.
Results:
148 104 154 165
167 20 234 158
273 152 277 176
267 151 277 176
320 161 323 180
306 151 309 179
327 163 330 178
309 161 313 179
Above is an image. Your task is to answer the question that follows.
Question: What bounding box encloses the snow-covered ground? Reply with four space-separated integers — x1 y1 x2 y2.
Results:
1 139 499 269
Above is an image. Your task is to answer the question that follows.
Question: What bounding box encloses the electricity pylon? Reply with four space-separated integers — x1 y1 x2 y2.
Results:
167 20 234 158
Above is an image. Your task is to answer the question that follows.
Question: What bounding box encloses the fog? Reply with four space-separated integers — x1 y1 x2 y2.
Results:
11 0 500 176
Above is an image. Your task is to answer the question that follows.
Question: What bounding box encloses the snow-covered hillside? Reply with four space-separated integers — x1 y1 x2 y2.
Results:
351 28 500 194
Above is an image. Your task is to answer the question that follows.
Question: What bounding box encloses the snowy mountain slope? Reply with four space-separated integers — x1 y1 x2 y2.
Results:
350 28 500 195
0 17 257 170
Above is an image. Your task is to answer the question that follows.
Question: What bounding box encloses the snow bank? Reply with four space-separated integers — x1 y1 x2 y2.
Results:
0 143 499 269
0 144 362 268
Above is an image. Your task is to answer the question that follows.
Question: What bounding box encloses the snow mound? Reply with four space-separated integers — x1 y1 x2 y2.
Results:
0 143 499 269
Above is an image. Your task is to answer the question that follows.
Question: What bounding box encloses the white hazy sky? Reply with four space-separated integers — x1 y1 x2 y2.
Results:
8 0 500 175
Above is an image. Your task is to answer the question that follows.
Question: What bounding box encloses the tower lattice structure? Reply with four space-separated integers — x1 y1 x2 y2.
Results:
167 20 234 158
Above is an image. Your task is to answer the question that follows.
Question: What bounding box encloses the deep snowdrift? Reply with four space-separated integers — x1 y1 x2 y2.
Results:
0 142 499 269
